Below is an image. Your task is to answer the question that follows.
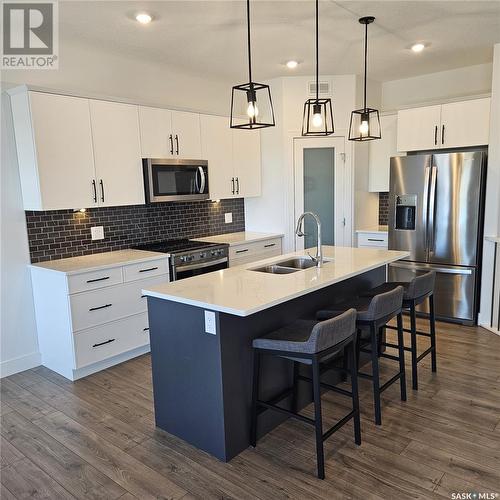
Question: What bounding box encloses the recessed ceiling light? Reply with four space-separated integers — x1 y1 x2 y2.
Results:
411 43 426 53
135 12 152 24
286 60 299 69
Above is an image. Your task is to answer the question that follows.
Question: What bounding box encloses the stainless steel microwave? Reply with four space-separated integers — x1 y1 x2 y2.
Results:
143 158 209 203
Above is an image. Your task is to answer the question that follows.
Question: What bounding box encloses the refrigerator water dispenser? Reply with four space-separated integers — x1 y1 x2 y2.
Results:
395 194 417 230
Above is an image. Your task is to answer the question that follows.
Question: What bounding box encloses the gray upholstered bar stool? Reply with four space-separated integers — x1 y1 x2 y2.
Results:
250 309 361 480
360 270 437 390
316 286 406 426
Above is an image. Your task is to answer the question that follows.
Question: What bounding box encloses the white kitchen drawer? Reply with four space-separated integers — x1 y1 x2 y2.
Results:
123 258 169 282
229 238 282 261
68 266 123 294
70 275 167 331
358 232 388 248
74 313 149 368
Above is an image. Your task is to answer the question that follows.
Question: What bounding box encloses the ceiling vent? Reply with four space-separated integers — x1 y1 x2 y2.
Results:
307 81 331 97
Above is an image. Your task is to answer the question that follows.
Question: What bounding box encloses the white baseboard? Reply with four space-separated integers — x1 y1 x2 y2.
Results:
0 351 41 378
479 323 500 336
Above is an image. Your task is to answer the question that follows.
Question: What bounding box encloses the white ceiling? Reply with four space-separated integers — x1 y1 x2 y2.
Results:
60 1 500 83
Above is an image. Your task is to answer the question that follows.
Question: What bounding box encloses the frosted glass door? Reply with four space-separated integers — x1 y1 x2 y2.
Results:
303 148 335 249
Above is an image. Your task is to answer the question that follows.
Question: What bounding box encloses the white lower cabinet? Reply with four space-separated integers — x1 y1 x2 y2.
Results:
357 231 388 249
30 255 169 380
229 237 283 267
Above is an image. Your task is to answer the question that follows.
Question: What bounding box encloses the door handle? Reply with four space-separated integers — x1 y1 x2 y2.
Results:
92 180 97 203
441 125 445 145
235 177 240 195
434 125 438 146
175 135 179 155
231 177 235 194
423 165 431 255
197 166 206 194
169 134 174 155
99 179 105 203
428 166 437 254
92 339 115 348
390 262 473 275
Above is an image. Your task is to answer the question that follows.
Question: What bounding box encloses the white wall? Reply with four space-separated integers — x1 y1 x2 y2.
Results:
382 63 493 111
0 93 40 377
479 44 500 330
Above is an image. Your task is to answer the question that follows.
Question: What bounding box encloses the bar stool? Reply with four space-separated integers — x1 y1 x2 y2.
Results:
316 286 406 426
360 271 436 390
250 309 360 480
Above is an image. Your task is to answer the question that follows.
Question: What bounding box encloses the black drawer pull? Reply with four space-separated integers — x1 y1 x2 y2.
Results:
264 243 276 248
235 249 249 254
139 267 159 273
141 294 146 298
143 327 150 332
89 303 112 312
86 276 110 283
367 238 384 242
92 338 115 348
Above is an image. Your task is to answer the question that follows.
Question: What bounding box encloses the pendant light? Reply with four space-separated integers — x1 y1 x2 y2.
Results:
302 0 334 136
348 16 381 141
230 0 275 129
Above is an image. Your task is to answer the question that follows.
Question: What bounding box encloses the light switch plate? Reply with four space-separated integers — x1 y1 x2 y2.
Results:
91 226 105 240
204 310 216 335
224 212 233 224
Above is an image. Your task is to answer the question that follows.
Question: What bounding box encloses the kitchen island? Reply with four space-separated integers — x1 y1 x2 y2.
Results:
142 246 409 461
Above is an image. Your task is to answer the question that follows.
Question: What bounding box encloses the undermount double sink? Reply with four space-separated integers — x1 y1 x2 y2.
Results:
252 257 332 275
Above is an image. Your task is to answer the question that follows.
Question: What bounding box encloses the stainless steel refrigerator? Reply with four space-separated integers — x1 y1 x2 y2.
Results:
388 151 486 325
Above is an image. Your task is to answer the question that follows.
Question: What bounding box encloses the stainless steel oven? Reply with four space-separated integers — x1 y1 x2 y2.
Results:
143 158 209 203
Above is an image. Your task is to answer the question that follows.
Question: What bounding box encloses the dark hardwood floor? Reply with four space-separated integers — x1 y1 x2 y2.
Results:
1 318 500 499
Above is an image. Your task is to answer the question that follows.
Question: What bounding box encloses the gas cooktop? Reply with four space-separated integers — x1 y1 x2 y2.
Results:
133 239 222 255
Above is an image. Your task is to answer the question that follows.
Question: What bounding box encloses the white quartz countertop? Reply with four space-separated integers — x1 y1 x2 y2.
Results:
142 246 409 317
195 231 284 246
30 249 168 275
355 226 389 234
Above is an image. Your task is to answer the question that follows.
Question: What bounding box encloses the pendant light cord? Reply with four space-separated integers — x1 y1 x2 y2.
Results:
247 0 253 86
363 21 368 110
315 0 319 102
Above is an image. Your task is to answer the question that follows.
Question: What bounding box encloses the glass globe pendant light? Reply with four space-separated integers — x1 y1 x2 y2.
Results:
302 0 334 136
348 16 381 141
230 0 275 129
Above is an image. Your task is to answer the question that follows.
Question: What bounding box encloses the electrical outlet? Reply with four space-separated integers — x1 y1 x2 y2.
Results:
91 226 104 241
224 212 233 224
204 310 216 335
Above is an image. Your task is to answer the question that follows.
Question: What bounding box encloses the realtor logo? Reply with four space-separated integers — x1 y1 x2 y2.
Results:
2 1 58 69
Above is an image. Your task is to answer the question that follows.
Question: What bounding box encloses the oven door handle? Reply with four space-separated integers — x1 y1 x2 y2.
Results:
175 257 228 272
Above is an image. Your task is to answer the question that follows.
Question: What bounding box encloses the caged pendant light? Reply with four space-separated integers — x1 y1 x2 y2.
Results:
230 0 275 130
348 16 381 141
302 0 334 136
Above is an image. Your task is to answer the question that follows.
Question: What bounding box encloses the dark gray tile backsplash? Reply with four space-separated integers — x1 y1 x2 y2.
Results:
378 192 389 226
26 199 245 263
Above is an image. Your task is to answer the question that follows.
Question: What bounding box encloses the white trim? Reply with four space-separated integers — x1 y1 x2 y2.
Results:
0 351 41 378
479 323 500 337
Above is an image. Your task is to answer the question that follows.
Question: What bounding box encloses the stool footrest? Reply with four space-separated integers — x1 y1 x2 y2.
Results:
380 372 403 393
386 325 432 337
417 346 434 362
256 400 315 426
381 341 412 352
322 411 355 441
379 352 400 362
298 375 353 398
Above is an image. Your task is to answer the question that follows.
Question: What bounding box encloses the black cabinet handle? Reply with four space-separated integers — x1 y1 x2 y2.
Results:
169 134 174 155
86 276 110 283
231 177 235 194
175 134 179 155
367 238 384 242
139 266 159 273
264 243 276 248
141 294 147 298
434 126 438 146
441 124 445 145
92 180 97 203
143 327 150 332
236 177 240 195
92 338 115 348
99 179 105 202
89 303 112 312
235 248 249 254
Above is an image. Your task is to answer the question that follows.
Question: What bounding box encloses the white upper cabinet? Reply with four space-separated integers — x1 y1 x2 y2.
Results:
368 114 405 192
138 106 172 158
233 129 261 198
440 98 490 149
89 100 144 207
397 98 490 152
10 91 96 210
200 114 234 199
397 105 442 152
171 110 202 158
